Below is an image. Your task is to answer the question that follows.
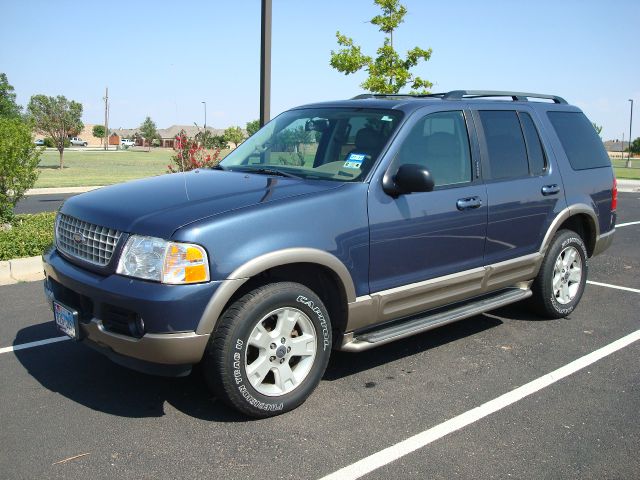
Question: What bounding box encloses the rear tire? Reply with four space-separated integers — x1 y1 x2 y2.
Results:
530 229 588 318
202 282 332 418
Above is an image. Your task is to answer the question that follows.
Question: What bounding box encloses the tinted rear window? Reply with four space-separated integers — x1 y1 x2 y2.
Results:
478 110 529 179
547 111 610 170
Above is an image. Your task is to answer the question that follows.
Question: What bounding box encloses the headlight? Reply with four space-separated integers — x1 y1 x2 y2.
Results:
116 235 210 284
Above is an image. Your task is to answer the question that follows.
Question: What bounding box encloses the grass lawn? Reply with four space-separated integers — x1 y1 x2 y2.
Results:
35 148 231 188
611 158 640 180
36 148 174 188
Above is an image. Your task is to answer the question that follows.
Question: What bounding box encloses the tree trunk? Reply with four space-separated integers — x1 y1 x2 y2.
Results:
58 148 64 170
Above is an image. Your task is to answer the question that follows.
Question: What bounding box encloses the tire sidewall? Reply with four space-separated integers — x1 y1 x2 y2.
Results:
222 285 332 416
545 232 588 316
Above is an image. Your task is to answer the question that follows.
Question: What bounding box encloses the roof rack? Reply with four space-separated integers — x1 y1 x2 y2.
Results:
352 90 568 104
441 90 567 104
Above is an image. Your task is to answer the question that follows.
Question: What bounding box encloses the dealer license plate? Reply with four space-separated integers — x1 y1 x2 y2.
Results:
54 301 79 340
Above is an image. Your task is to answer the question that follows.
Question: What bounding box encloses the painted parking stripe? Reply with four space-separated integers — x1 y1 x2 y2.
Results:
616 220 640 228
0 336 69 355
586 280 640 294
319 329 640 480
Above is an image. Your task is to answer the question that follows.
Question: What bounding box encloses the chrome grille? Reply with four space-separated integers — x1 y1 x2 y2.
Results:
56 213 122 266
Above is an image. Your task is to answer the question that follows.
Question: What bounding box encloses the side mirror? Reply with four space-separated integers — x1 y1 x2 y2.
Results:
385 164 434 195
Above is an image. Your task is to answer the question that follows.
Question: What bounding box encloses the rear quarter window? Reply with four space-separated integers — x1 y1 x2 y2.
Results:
547 111 611 170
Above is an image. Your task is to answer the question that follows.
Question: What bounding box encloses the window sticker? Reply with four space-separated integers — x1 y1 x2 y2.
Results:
344 153 365 169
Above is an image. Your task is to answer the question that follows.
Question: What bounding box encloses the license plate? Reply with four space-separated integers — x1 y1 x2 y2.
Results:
54 301 79 340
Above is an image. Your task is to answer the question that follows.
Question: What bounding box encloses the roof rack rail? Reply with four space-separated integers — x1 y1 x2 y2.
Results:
351 90 568 104
351 93 433 100
441 90 568 104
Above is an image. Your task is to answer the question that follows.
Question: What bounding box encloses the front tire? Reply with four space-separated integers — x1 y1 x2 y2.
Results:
203 282 332 417
530 229 588 318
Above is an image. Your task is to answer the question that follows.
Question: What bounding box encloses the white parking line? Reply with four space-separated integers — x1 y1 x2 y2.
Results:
319 329 640 480
616 220 640 228
587 280 640 294
0 336 69 355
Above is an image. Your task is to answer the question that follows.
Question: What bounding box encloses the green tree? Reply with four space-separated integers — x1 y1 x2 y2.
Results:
0 73 22 118
0 117 42 222
139 116 158 151
224 126 245 148
330 0 432 94
629 137 640 155
246 119 260 137
27 95 83 169
92 124 106 145
592 122 603 137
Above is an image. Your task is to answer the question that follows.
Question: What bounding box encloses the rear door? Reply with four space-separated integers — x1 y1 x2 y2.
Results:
472 107 565 264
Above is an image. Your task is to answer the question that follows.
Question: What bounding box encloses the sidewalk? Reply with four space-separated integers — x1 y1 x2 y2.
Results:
617 178 640 192
26 186 102 196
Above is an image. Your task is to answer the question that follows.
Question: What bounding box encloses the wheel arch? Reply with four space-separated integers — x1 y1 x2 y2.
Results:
540 204 599 257
196 248 356 337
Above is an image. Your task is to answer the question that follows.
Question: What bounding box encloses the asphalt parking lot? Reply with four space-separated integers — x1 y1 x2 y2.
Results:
1 193 638 480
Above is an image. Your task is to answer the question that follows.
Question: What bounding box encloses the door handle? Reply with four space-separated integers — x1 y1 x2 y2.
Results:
456 196 482 210
541 184 560 196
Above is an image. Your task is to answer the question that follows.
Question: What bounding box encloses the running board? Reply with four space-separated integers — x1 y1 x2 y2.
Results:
339 288 531 352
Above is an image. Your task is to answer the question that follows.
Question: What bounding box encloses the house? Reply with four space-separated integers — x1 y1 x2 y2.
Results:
604 140 629 159
156 125 226 148
109 125 226 148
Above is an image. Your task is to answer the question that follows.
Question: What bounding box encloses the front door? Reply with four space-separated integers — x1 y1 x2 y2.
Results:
368 109 487 297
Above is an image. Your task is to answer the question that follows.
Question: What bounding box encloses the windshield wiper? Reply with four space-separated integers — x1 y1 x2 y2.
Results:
234 167 302 179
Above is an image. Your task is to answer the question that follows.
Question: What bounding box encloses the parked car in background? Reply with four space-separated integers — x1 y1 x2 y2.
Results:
120 138 135 147
34 139 45 146
43 90 616 418
69 137 88 146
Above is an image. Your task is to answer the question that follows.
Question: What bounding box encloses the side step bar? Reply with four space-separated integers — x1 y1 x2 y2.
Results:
339 288 531 352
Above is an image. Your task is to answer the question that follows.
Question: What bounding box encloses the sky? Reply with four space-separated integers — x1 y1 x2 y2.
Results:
2 0 638 141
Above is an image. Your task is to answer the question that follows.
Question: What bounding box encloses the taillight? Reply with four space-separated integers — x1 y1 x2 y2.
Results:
611 177 618 211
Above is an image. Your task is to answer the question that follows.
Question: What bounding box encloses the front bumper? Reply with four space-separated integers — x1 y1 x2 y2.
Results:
43 248 220 372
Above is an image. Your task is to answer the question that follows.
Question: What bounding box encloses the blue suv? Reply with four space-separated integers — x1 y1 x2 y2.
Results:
43 90 617 417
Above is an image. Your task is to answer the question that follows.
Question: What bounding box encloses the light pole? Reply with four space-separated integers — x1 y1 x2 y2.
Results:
202 101 207 130
627 99 634 167
260 0 272 127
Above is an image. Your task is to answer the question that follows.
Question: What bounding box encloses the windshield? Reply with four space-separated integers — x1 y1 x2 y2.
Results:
220 108 403 181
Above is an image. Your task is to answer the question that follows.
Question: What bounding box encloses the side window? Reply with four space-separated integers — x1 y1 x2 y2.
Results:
519 112 546 175
396 111 472 187
478 110 529 180
547 111 611 170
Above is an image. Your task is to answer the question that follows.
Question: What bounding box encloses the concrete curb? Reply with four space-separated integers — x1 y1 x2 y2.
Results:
0 256 44 286
26 186 103 196
617 179 640 193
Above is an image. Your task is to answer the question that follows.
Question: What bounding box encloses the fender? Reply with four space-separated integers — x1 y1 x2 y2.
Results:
195 248 356 335
539 203 599 256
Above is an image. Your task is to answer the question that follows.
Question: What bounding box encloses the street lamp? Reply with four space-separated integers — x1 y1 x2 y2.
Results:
202 101 207 130
627 99 634 167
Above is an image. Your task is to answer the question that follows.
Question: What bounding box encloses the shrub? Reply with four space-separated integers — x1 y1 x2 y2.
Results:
44 137 70 148
0 212 55 260
167 130 222 173
0 117 42 222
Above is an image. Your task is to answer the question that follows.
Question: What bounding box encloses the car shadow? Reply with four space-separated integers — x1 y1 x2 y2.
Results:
324 313 503 381
15 312 510 421
13 322 248 423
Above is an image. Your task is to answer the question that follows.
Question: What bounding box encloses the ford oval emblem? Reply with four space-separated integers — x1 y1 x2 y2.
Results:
72 232 85 245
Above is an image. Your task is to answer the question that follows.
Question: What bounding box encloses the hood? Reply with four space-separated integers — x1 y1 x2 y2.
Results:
60 170 342 238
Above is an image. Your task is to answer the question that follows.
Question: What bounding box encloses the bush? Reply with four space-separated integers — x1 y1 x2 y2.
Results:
0 212 55 260
0 117 42 222
167 130 222 172
43 137 70 148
